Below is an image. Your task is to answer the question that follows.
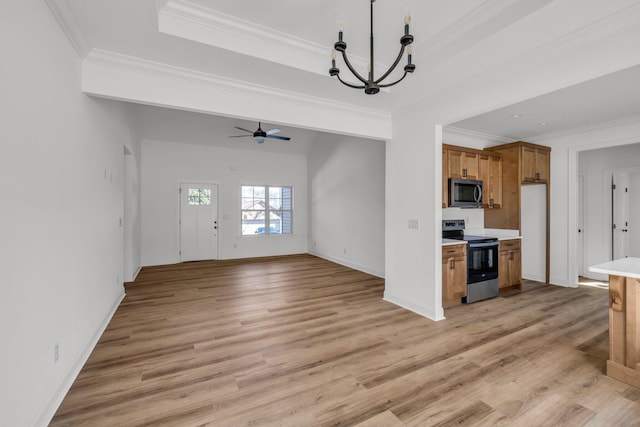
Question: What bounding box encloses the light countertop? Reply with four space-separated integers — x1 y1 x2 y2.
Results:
464 228 521 239
443 238 465 246
589 257 640 279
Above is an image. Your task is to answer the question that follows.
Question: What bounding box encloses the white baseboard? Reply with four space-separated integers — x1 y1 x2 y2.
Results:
549 279 579 288
35 291 125 427
383 291 445 321
522 273 546 282
132 265 142 282
308 251 384 278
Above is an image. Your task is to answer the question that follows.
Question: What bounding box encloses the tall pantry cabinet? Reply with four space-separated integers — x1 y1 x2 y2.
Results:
484 141 551 283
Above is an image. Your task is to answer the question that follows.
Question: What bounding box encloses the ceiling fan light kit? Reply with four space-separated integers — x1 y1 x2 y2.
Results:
228 122 291 144
329 0 415 95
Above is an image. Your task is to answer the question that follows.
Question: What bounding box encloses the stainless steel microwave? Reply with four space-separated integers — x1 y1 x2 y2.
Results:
449 178 483 208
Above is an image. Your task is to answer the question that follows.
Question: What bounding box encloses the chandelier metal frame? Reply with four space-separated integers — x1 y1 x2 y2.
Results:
329 0 415 95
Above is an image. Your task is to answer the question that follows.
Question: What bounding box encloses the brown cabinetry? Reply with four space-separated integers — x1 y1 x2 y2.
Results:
442 244 467 308
478 153 502 208
498 239 521 289
447 148 478 180
442 147 448 208
484 141 550 283
443 144 502 209
521 146 550 183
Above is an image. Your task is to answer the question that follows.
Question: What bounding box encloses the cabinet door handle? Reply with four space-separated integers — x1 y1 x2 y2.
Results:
535 172 540 180
450 259 455 270
462 168 467 177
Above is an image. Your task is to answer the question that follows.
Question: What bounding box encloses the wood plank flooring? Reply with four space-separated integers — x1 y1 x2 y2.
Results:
51 254 640 426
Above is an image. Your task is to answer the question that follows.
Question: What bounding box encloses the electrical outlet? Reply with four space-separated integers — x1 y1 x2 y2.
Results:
408 219 419 229
344 248 347 254
54 343 59 363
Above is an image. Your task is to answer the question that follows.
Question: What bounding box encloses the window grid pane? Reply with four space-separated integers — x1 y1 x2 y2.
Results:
241 185 293 235
188 188 211 205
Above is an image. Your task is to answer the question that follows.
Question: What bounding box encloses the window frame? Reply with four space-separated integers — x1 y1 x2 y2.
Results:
241 184 293 236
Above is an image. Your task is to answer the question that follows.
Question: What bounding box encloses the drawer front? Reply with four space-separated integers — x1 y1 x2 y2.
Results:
500 239 521 251
443 244 466 258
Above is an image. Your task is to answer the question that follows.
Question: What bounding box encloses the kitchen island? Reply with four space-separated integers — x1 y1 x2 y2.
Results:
590 257 640 388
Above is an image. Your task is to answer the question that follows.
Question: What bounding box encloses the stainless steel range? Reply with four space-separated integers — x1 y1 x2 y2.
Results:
442 219 499 304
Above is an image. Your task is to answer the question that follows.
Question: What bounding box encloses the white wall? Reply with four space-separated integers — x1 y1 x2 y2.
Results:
308 134 386 277
141 140 308 265
577 142 640 279
442 208 485 230
532 119 640 285
0 2 137 425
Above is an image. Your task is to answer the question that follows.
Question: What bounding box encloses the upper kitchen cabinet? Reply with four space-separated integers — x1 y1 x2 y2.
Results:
447 147 478 180
478 153 502 208
443 144 502 209
484 141 551 229
521 145 550 183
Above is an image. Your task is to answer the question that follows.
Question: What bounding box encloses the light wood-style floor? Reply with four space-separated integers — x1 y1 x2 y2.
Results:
52 254 640 426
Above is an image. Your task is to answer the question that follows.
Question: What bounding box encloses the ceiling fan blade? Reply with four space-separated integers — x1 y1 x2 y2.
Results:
266 135 291 141
228 135 252 138
266 128 282 135
234 127 254 133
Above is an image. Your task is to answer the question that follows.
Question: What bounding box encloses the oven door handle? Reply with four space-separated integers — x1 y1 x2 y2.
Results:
468 241 499 249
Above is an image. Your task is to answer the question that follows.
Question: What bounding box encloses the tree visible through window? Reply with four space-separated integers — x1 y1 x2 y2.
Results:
241 185 293 235
187 188 211 205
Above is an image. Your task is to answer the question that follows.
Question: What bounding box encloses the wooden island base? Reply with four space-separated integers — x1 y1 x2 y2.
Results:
607 274 640 388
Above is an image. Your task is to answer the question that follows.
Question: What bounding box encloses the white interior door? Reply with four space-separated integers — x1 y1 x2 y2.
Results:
612 173 630 260
180 182 218 262
630 172 640 257
577 175 585 276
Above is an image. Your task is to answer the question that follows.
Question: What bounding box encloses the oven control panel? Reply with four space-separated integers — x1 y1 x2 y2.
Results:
442 219 465 232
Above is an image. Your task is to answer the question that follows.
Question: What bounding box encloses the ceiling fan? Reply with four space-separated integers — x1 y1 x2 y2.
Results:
228 122 291 144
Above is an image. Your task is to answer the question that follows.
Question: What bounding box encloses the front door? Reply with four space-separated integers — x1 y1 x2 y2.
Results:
180 182 218 262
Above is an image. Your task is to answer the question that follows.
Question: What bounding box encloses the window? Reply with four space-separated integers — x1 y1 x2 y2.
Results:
187 188 211 205
241 185 293 235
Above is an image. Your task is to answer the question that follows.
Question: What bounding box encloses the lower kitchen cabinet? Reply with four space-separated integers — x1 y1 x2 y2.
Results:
442 244 467 308
499 239 521 289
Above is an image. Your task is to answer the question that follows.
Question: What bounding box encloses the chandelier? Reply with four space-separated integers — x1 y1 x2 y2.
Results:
329 0 415 95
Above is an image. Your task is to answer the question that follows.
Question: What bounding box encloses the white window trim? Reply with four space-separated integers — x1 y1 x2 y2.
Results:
241 185 293 236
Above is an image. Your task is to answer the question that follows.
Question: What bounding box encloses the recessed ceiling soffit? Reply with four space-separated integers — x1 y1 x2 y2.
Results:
158 0 374 84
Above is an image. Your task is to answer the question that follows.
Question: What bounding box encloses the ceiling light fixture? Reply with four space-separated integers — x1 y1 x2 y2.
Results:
510 114 523 119
329 0 415 95
538 121 550 126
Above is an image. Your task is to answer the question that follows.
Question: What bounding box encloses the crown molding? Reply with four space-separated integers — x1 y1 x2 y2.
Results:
83 48 390 128
528 115 640 143
444 126 515 146
419 0 554 60
45 0 90 58
158 0 382 83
